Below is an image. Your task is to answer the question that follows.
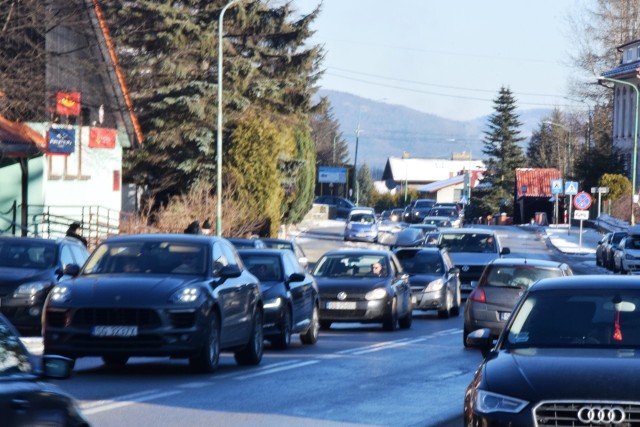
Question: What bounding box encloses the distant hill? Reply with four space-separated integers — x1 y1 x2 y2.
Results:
317 89 551 172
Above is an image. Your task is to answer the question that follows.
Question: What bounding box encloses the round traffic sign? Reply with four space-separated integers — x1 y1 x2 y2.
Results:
574 191 592 210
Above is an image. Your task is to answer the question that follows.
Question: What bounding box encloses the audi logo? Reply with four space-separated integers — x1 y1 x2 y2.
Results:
577 406 626 425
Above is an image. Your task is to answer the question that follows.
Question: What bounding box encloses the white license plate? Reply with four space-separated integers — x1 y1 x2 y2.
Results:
92 325 138 337
326 301 356 310
500 312 511 321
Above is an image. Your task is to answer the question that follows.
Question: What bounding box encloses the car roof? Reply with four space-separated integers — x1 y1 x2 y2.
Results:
320 249 392 257
486 257 565 268
103 234 220 244
0 236 82 246
530 275 640 291
238 248 287 257
260 238 294 245
438 227 495 235
394 246 440 254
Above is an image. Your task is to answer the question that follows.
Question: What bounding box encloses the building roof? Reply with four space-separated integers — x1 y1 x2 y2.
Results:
602 60 640 79
0 114 45 158
515 168 562 198
382 156 485 183
417 175 463 192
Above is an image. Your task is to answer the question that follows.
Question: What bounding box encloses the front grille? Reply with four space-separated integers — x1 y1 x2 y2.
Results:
69 335 164 348
457 265 485 284
46 310 70 328
72 309 162 328
535 401 640 426
321 309 368 319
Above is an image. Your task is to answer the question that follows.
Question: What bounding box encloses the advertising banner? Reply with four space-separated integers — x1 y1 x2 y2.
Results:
46 127 75 155
89 127 117 149
56 92 81 116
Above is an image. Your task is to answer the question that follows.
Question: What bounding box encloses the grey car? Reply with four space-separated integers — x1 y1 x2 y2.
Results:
394 247 461 318
463 257 573 346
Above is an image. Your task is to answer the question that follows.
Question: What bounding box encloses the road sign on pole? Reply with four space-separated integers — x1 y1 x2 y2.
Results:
574 192 593 210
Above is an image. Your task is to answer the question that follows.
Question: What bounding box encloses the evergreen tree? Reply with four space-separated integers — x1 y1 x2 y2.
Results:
473 86 526 217
102 1 323 228
527 109 566 169
310 97 349 166
357 163 375 207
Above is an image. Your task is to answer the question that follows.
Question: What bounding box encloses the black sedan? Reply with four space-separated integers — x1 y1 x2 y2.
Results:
465 275 640 426
313 249 412 331
394 247 461 318
0 236 89 335
0 313 89 426
238 249 320 349
43 234 264 373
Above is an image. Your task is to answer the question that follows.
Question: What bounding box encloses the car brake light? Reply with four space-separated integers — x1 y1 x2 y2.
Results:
469 289 486 303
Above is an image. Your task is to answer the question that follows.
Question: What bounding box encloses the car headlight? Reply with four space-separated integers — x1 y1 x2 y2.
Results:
425 278 444 291
346 223 352 230
13 281 49 297
365 288 388 300
49 286 70 303
474 390 528 414
171 287 200 303
264 297 282 310
625 254 635 260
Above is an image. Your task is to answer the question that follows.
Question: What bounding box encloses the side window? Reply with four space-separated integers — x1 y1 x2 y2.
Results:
220 241 240 268
69 245 89 266
60 245 75 267
389 257 399 275
212 242 228 276
283 251 303 275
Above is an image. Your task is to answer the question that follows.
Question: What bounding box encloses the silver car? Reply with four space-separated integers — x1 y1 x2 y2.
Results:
463 257 573 346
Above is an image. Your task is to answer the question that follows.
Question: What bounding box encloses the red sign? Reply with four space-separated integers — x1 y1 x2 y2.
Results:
89 128 117 149
573 191 593 210
56 92 81 116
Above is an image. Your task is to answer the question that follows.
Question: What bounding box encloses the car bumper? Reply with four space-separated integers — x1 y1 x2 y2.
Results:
344 231 378 242
0 295 47 332
411 289 446 310
263 306 284 336
43 306 212 358
622 259 640 273
319 299 388 323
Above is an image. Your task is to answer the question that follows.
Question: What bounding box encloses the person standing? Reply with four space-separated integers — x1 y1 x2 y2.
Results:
66 222 88 247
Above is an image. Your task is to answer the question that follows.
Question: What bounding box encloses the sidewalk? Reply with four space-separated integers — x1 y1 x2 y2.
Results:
542 224 602 255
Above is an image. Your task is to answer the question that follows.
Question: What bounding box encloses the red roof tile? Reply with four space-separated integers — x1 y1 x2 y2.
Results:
516 168 562 198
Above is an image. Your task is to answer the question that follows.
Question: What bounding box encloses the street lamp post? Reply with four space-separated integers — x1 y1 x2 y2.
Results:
216 0 241 237
544 120 572 226
599 75 639 226
353 119 362 206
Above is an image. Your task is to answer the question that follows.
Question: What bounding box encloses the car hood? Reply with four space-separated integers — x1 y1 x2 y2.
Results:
0 267 52 286
406 273 442 287
58 275 201 305
259 281 284 298
316 277 388 293
448 253 498 264
484 348 640 400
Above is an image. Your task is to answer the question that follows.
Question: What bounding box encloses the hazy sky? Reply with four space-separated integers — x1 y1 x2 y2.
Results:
290 0 588 121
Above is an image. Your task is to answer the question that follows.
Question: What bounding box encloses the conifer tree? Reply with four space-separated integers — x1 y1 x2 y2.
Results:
472 86 526 217
356 163 375 207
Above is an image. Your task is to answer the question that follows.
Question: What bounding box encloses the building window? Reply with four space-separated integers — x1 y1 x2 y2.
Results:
626 49 633 63
637 46 640 59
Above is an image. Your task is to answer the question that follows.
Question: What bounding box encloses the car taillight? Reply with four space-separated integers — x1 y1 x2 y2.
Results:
469 289 486 303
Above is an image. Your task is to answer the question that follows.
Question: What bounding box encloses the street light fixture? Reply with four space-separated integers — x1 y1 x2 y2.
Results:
598 75 639 226
216 0 241 237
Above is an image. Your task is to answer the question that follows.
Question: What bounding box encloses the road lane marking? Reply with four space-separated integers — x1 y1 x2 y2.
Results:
234 360 320 380
81 390 182 415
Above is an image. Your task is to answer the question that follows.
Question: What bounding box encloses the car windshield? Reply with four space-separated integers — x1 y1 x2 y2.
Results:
83 241 208 275
263 241 293 251
395 251 443 274
241 254 283 282
424 218 451 227
484 266 563 288
504 290 640 349
612 233 626 244
349 213 375 224
313 254 389 278
0 240 57 269
414 201 433 208
0 321 32 377
626 237 640 249
439 233 496 253
427 208 458 217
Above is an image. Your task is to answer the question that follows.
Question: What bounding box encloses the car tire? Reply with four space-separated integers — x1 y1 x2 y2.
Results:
450 288 461 317
189 313 220 373
300 305 319 345
383 297 398 331
320 320 332 330
234 308 264 366
438 291 452 319
398 307 412 329
271 307 292 350
102 355 129 367
463 326 470 348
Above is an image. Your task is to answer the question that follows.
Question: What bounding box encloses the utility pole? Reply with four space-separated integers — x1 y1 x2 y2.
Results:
353 118 362 206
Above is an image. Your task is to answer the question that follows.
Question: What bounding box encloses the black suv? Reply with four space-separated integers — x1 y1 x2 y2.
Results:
314 195 355 219
407 199 436 223
0 236 89 335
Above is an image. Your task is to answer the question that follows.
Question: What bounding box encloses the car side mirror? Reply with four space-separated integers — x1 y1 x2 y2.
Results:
450 267 460 276
41 355 74 379
218 265 242 278
500 247 511 256
62 264 81 277
465 328 494 357
287 272 305 283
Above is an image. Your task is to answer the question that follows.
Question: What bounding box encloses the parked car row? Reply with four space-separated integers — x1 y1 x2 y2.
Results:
597 226 640 274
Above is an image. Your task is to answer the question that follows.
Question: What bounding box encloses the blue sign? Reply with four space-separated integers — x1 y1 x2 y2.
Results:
565 181 579 195
551 179 563 194
47 128 75 155
318 166 347 184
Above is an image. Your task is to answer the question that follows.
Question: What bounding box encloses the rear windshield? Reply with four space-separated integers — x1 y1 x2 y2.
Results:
483 265 563 288
439 232 496 253
0 240 57 269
